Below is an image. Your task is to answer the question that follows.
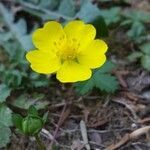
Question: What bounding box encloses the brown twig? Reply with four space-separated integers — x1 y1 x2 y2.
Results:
105 126 150 150
114 71 129 88
47 103 67 150
138 117 150 124
112 97 139 120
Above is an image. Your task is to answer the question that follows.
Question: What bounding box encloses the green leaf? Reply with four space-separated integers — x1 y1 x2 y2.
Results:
15 0 73 21
29 73 49 88
77 0 101 23
141 55 150 71
95 74 118 93
10 93 50 110
0 32 12 42
58 0 109 37
123 10 150 23
0 84 11 103
12 114 23 131
0 104 12 127
0 67 26 88
13 106 46 136
0 3 33 51
75 79 94 95
37 0 54 8
92 16 108 38
58 0 76 17
120 19 132 26
127 52 143 62
4 70 23 88
28 105 38 116
22 115 43 135
0 104 12 147
75 61 119 95
140 43 150 55
0 125 11 148
95 61 116 73
127 21 145 39
100 7 121 25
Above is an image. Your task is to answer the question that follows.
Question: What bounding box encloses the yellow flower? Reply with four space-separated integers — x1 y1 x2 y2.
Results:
26 20 108 83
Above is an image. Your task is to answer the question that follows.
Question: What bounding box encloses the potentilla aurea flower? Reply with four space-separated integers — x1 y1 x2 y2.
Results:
26 20 108 83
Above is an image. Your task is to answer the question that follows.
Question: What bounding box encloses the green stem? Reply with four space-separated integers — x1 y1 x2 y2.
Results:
35 134 46 150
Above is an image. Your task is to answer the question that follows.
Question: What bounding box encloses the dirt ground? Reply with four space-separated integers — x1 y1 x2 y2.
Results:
6 67 150 150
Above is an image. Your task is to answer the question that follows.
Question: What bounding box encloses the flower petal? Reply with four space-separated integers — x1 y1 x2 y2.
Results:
26 50 61 74
32 21 66 51
64 20 96 50
56 61 91 83
77 40 108 69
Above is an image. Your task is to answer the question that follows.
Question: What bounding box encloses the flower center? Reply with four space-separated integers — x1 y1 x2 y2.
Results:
54 38 80 62
59 47 76 60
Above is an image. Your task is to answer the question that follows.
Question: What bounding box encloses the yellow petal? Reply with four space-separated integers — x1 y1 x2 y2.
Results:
77 40 108 69
56 61 91 83
64 20 84 38
26 50 61 74
32 21 66 51
64 20 96 51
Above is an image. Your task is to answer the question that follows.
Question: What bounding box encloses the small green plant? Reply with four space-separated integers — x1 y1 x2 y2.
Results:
13 106 48 150
121 9 150 43
128 42 150 71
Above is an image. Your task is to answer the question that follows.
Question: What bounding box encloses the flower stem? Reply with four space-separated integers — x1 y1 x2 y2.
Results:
35 134 46 150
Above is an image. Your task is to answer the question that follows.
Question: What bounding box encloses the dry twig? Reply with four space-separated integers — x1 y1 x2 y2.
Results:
48 103 69 150
105 126 150 150
80 120 91 150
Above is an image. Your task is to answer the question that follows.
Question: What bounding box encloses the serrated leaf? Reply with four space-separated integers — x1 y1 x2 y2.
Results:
0 84 11 103
123 10 150 23
0 104 12 127
0 126 11 148
100 7 121 25
127 21 145 39
95 61 116 73
141 55 150 71
75 79 94 95
29 73 49 88
4 70 23 87
75 61 119 95
140 43 150 55
95 74 118 92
